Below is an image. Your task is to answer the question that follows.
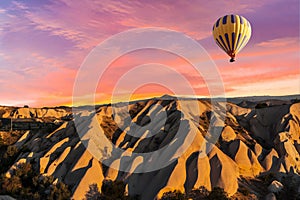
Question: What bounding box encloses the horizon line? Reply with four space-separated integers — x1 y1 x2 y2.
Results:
1 93 299 108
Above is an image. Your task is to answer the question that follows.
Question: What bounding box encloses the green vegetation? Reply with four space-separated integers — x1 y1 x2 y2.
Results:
85 184 101 200
186 186 210 199
0 130 26 174
0 130 71 200
0 145 20 174
0 131 25 146
85 181 230 200
0 163 68 199
208 187 229 200
160 186 228 200
101 180 127 199
85 180 138 200
0 162 71 200
161 190 185 200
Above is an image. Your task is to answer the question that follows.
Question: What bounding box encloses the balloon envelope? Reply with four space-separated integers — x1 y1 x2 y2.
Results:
212 14 251 62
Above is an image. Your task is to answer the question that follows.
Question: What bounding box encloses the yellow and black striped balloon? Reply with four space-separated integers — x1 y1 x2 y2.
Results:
212 14 251 62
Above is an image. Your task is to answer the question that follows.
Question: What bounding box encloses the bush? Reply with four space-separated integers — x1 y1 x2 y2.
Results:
3 145 18 159
208 187 229 200
0 162 71 200
85 184 101 200
160 186 230 200
15 162 32 177
48 182 71 200
0 131 26 146
1 175 22 194
186 186 209 199
0 145 20 174
161 190 186 200
101 180 127 200
87 180 232 200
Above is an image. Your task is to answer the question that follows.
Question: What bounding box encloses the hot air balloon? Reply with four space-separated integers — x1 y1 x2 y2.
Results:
212 14 251 62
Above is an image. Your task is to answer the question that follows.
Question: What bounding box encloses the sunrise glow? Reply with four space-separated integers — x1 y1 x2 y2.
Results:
0 0 299 107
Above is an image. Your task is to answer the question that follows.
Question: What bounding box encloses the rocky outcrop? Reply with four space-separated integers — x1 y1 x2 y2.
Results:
1 97 300 199
0 106 71 119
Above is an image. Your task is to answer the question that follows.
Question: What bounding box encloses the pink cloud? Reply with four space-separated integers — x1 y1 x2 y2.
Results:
257 37 299 48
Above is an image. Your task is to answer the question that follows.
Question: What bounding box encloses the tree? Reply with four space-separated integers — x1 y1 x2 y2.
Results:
48 182 71 200
4 145 18 159
0 162 71 200
85 184 101 200
101 180 126 199
1 176 22 194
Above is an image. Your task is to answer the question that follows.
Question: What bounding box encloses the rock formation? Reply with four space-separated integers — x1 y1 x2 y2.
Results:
0 96 299 199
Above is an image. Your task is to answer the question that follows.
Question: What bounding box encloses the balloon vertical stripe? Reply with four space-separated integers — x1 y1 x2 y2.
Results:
219 35 229 52
225 33 231 51
216 18 221 27
231 32 235 51
222 15 227 24
231 15 235 23
216 38 227 52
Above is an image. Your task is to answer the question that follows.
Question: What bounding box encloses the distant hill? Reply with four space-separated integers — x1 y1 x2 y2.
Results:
226 94 300 104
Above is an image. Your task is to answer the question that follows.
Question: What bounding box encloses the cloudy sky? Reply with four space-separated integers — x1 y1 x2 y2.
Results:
0 0 299 106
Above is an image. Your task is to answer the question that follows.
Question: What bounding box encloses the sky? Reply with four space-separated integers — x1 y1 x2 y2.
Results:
0 0 299 106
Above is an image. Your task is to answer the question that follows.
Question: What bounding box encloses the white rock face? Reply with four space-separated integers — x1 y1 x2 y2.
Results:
268 180 283 193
